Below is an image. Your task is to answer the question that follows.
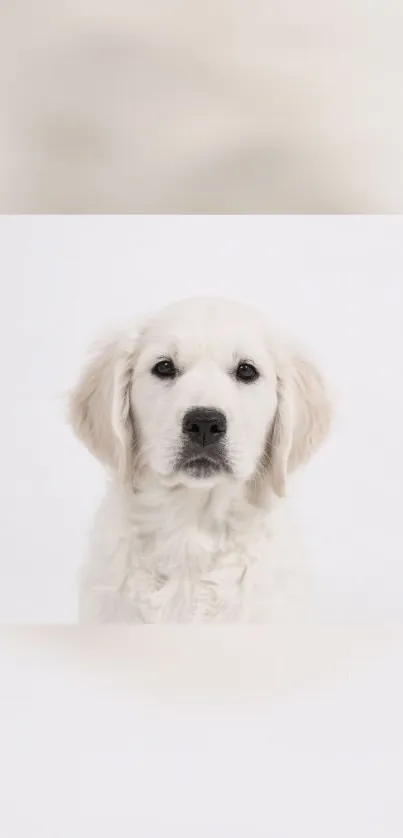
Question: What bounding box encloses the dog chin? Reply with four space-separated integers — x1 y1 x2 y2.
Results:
159 458 231 490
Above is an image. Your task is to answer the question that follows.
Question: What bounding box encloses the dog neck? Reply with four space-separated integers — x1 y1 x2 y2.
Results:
83 470 297 623
126 466 275 534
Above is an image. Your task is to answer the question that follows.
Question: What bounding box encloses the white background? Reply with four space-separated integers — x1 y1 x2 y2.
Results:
1 215 402 622
0 216 403 838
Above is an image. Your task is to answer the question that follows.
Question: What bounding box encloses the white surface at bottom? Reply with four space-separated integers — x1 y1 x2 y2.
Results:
1 625 402 838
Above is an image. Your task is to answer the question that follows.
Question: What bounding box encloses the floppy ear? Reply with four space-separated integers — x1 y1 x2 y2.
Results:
68 328 139 479
268 347 333 497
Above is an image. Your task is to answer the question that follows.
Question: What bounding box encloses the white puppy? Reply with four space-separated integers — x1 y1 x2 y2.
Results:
69 297 332 623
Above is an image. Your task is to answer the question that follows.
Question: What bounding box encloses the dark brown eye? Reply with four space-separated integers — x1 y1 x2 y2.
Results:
152 359 177 379
236 362 259 383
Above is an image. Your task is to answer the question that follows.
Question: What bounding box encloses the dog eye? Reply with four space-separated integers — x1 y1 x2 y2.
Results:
235 362 259 383
152 359 177 379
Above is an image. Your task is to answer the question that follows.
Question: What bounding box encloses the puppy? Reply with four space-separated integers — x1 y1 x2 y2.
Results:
69 297 332 623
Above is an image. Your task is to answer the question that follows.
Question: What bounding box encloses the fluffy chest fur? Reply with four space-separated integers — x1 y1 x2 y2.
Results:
81 478 305 624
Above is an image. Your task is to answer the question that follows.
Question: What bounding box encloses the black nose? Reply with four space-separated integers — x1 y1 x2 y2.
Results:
182 408 227 448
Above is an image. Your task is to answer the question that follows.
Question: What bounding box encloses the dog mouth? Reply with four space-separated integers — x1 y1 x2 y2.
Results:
182 455 221 475
177 451 231 479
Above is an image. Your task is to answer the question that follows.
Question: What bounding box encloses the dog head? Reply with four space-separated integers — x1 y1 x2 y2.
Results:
69 297 332 495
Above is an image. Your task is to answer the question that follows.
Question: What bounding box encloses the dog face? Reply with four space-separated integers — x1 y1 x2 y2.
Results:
69 297 332 495
131 298 279 487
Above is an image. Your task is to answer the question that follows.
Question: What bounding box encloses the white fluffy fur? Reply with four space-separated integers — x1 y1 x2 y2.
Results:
69 297 332 623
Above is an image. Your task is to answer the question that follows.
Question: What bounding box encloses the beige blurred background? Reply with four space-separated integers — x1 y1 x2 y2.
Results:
0 0 402 213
